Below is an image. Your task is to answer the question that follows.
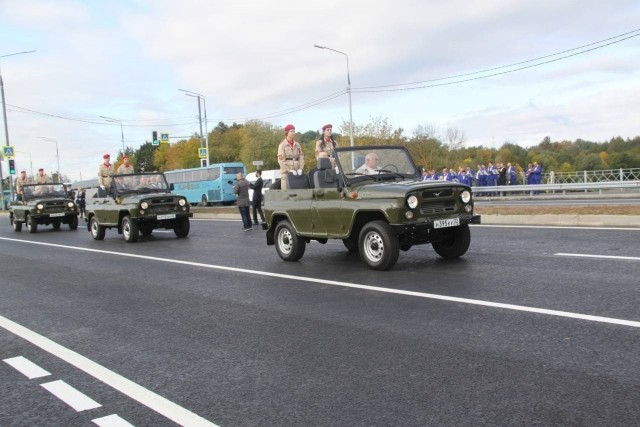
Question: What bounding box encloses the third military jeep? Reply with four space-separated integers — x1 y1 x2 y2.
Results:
86 172 192 242
9 183 79 233
264 145 481 270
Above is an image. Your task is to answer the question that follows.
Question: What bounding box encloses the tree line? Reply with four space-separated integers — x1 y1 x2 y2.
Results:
118 116 640 175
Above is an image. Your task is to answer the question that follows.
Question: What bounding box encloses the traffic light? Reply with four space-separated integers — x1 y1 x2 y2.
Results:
8 159 16 175
152 131 158 145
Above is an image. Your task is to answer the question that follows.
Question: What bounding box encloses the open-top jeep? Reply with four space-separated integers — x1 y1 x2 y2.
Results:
86 172 192 242
264 145 481 270
10 183 79 233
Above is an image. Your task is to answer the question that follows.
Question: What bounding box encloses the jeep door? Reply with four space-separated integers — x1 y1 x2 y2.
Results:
284 189 314 234
311 187 343 236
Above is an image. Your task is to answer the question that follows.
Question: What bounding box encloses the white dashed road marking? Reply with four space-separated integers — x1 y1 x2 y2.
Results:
3 356 51 379
556 253 640 261
40 379 102 412
92 414 136 427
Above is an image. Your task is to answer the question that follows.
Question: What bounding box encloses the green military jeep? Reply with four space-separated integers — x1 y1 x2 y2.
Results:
264 145 481 270
10 183 79 233
86 172 192 242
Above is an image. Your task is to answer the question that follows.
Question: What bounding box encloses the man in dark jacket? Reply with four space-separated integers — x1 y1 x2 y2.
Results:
251 170 265 226
233 172 252 231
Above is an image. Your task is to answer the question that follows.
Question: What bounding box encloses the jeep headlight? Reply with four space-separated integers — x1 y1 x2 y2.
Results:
67 202 74 208
406 195 418 209
178 198 186 206
37 204 44 210
460 190 471 203
140 201 149 209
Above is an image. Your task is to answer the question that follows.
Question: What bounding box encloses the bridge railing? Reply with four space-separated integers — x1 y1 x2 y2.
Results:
541 168 640 184
472 180 640 196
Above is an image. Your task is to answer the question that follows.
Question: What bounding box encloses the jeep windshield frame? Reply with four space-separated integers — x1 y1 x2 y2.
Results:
22 183 70 200
334 145 420 185
111 173 171 196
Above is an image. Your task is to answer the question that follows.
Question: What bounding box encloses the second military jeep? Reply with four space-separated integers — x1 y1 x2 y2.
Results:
264 145 481 270
9 183 79 233
86 172 192 243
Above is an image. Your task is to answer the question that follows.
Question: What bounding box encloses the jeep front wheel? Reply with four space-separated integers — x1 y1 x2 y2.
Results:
275 220 306 261
11 216 22 232
69 215 78 230
27 214 38 233
174 218 190 238
432 224 470 259
89 216 105 240
358 220 399 270
122 216 139 243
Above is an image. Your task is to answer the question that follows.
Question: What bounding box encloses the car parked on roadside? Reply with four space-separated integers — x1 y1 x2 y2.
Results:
86 172 192 243
9 183 79 233
264 145 481 270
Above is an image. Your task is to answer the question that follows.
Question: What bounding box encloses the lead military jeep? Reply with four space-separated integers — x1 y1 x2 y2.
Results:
264 145 481 270
10 183 79 233
86 172 192 243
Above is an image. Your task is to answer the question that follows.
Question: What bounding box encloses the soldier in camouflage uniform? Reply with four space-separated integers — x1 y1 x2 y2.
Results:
98 154 114 190
315 123 338 167
15 170 29 201
277 124 305 190
116 154 134 174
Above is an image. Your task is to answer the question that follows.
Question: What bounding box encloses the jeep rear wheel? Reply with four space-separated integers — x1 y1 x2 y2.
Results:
275 220 306 262
174 218 190 238
11 216 22 232
432 224 470 259
358 220 399 271
89 216 105 240
27 215 38 233
122 216 139 243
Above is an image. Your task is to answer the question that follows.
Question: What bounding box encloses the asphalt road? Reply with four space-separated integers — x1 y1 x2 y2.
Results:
1 218 639 426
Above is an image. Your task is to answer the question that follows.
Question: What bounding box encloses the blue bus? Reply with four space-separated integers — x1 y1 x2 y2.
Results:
164 162 246 206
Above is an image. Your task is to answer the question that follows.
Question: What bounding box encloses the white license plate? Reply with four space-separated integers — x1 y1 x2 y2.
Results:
434 217 460 229
157 214 176 220
49 212 65 217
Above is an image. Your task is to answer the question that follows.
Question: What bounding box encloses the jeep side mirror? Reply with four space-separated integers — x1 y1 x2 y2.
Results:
169 183 175 191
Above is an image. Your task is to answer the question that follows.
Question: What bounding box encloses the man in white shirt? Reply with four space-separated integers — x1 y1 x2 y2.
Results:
355 153 379 175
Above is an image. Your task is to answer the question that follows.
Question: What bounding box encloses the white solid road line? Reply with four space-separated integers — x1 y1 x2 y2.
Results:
556 253 640 261
0 313 219 426
92 414 135 427
1 236 639 330
40 380 102 412
3 356 51 379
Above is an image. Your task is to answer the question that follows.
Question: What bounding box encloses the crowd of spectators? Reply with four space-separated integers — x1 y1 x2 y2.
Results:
420 162 543 188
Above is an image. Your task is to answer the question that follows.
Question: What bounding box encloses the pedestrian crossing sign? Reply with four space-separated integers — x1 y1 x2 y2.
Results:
160 132 170 143
2 146 15 159
199 148 208 159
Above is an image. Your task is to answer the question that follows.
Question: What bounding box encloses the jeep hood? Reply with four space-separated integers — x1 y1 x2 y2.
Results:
353 180 468 198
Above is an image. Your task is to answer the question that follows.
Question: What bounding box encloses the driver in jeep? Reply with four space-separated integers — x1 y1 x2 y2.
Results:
355 152 379 175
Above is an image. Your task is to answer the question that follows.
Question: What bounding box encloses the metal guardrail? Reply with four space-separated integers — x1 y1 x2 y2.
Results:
542 168 640 184
473 180 640 196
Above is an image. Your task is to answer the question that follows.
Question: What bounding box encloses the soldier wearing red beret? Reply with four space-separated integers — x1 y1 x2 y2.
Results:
315 123 338 167
277 124 305 190
98 153 114 190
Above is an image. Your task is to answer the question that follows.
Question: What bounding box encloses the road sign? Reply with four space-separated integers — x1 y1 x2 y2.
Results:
160 132 170 143
252 160 264 166
2 146 15 159
198 148 208 159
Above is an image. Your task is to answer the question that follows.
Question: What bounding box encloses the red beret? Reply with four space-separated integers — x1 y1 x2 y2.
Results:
284 124 295 133
103 153 110 159
322 123 332 130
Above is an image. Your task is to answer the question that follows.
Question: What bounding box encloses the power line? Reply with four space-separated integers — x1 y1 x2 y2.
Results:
353 29 640 93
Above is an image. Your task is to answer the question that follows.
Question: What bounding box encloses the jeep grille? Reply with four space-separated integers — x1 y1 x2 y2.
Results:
420 202 456 215
145 197 180 212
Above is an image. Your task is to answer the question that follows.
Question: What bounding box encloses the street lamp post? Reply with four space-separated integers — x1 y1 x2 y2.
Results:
39 137 60 183
314 44 354 147
179 89 209 167
0 49 37 209
100 116 125 154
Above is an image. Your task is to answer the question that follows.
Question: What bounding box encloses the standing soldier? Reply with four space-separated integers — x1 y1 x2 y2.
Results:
117 154 134 174
34 168 49 184
15 170 29 201
277 124 304 190
315 123 338 167
98 154 114 191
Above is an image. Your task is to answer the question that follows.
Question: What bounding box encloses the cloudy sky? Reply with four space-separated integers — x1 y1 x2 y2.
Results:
1 0 639 181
